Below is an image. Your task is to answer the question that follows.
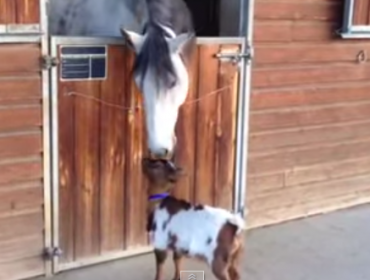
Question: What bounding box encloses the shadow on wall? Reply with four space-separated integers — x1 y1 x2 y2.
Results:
184 0 240 37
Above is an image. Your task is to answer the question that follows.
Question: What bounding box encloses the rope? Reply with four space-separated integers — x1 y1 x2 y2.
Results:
64 84 232 111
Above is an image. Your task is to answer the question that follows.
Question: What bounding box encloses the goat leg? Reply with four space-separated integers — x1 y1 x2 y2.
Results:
154 249 167 280
172 251 183 280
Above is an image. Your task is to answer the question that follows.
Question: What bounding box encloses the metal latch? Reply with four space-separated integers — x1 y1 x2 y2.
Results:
41 55 59 70
215 47 253 65
43 247 63 260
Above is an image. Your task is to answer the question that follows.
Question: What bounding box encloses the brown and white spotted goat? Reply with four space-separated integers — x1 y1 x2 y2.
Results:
143 158 246 280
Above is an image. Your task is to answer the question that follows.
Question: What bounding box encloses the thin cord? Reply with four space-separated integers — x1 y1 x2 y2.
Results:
64 84 232 111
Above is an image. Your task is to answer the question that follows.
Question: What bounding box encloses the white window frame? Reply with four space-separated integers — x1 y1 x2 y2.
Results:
341 0 370 39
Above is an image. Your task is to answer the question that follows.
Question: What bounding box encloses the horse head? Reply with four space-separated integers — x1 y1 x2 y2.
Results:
121 27 195 160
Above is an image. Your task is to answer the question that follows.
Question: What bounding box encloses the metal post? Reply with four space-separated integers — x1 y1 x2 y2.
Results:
342 0 354 34
40 0 54 276
233 0 255 224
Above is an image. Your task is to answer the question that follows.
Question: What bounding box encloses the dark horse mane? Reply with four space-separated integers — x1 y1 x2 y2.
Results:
133 0 195 90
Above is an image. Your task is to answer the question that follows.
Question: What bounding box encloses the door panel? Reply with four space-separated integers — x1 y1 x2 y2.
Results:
51 37 243 271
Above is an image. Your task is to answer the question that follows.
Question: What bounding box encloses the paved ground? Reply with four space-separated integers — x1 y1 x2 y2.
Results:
37 204 370 280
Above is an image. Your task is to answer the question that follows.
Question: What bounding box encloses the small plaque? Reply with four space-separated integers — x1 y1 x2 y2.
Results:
60 46 107 81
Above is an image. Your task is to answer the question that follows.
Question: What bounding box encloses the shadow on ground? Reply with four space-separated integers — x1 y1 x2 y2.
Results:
36 204 370 280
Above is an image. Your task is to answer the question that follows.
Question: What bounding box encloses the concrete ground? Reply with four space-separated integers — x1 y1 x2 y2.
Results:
37 204 370 280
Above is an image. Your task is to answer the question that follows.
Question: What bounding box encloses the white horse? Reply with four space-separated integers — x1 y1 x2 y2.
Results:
48 0 195 160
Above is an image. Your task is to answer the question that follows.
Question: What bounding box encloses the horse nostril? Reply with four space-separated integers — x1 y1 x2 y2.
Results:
163 148 169 157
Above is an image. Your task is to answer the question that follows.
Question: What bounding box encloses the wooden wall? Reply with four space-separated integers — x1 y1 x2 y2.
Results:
0 0 40 24
247 0 370 228
57 42 240 266
353 0 370 25
0 44 45 279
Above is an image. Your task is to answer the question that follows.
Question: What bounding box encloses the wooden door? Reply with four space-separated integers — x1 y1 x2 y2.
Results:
52 37 243 271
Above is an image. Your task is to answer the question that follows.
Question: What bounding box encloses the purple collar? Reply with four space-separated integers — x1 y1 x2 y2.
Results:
148 193 169 202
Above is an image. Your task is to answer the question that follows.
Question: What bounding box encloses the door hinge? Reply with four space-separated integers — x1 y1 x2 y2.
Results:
41 55 59 70
43 247 63 260
215 46 253 66
238 206 248 219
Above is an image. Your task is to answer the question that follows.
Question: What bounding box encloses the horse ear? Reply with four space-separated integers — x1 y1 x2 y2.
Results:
168 32 195 54
120 28 144 53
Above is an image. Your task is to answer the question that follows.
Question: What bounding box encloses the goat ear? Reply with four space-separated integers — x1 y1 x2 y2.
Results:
121 28 145 53
168 32 195 54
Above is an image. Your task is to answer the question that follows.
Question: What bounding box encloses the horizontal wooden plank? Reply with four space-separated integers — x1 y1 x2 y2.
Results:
0 78 41 101
0 105 42 131
248 191 370 229
255 1 340 21
254 21 337 43
248 174 370 212
251 82 370 111
250 120 370 152
0 256 44 280
0 210 43 243
254 43 370 65
253 64 370 89
0 160 42 185
248 156 370 195
0 44 41 74
0 185 43 214
248 137 370 175
0 133 42 159
250 100 370 132
0 234 43 263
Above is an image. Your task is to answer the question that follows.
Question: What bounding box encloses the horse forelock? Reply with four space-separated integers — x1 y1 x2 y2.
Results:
133 25 178 90
133 0 194 92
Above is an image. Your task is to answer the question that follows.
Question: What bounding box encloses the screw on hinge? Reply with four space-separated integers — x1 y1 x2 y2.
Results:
43 247 63 260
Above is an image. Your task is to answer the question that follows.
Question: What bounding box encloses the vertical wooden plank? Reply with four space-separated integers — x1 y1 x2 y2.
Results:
15 0 40 24
124 48 147 249
99 46 126 253
74 81 101 259
353 0 370 25
173 47 199 201
58 83 76 262
194 45 220 206
0 0 16 24
214 45 240 210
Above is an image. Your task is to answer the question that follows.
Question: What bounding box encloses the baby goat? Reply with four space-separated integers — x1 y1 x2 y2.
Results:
143 158 246 280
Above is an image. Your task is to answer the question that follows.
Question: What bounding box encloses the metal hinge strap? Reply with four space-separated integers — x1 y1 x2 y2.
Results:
43 247 63 260
41 55 59 70
215 45 253 65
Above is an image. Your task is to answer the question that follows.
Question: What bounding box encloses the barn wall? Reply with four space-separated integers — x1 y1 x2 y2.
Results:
248 0 370 228
353 0 370 25
0 0 40 25
0 43 45 279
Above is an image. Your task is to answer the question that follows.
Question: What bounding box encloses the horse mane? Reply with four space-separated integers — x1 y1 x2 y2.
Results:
133 0 194 90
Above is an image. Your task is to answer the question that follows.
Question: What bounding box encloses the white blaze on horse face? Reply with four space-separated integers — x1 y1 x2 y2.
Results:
141 53 189 156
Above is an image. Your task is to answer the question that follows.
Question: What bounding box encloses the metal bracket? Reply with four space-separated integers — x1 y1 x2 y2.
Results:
43 247 63 260
215 46 253 66
238 206 248 219
41 55 59 70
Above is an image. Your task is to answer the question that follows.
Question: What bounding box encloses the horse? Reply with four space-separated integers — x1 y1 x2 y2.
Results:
48 0 196 160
